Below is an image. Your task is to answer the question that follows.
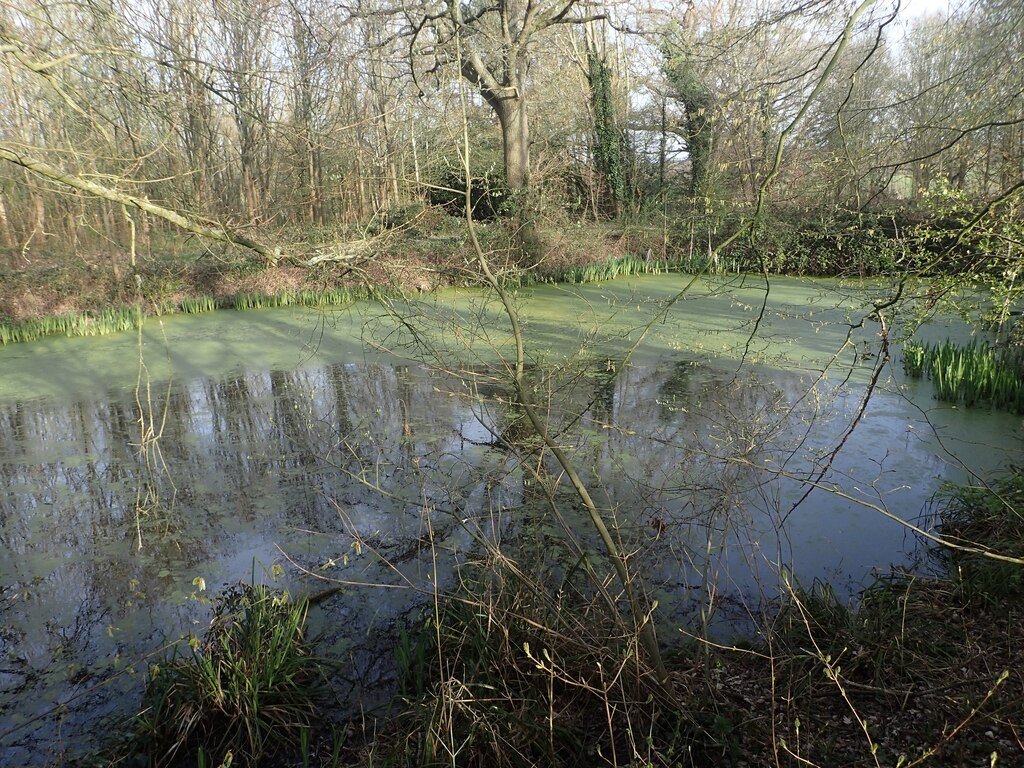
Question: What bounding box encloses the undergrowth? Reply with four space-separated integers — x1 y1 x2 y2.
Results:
133 583 328 767
760 470 1024 766
938 468 1024 604
98 469 1024 767
371 562 694 768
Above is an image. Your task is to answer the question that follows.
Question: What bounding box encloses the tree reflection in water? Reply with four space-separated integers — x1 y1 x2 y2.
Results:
0 357 1016 763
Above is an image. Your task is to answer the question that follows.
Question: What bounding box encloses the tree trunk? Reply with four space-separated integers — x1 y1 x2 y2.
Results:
464 40 531 194
684 94 712 202
493 96 530 191
32 186 46 243
659 97 667 191
0 190 13 248
587 49 625 216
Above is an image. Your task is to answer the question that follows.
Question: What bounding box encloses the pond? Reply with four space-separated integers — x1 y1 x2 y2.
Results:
1 274 1020 764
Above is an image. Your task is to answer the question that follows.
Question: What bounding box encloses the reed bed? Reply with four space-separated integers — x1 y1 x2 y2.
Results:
2 249 743 347
296 286 368 306
0 288 369 346
0 306 141 344
232 291 277 311
232 287 366 311
564 254 672 283
902 338 1024 412
557 252 742 285
180 295 220 314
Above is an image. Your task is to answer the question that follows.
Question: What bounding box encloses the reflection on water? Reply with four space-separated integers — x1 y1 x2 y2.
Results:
0 362 518 764
1 327 1020 763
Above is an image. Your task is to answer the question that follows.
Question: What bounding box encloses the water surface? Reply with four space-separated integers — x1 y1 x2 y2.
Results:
1 275 1019 763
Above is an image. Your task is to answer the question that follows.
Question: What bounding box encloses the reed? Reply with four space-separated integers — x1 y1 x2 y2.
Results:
136 582 326 766
320 286 365 305
90 306 139 336
901 341 927 377
180 295 219 314
552 252 742 287
0 286 377 347
903 337 1024 412
233 291 268 310
231 287 367 311
297 289 323 307
0 321 14 345
154 299 182 316
564 254 671 284
0 306 142 344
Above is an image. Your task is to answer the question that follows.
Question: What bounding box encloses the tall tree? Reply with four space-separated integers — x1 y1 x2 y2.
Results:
409 0 606 192
286 0 332 226
213 0 276 223
586 38 627 214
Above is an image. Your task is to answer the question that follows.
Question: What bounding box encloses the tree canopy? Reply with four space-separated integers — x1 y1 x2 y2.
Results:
0 0 1020 260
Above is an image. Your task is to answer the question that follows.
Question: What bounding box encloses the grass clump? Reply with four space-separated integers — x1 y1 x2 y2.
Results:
134 582 327 767
563 254 674 283
232 291 278 311
0 306 142 345
773 578 853 651
180 296 219 315
555 251 741 286
231 287 365 312
902 337 1024 412
901 340 927 377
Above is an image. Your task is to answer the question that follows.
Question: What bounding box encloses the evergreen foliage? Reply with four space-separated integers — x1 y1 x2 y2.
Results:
664 49 713 202
587 50 627 214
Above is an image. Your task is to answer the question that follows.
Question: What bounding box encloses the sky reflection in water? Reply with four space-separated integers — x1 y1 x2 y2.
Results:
0 275 1020 763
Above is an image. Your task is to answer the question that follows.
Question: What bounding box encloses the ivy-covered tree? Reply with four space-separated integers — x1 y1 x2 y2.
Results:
665 50 714 202
587 47 627 215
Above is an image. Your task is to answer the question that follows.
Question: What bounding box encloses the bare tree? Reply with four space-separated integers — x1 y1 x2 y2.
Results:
403 0 608 192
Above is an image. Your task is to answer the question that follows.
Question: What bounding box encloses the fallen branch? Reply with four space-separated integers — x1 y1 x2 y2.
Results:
0 143 281 264
303 239 374 266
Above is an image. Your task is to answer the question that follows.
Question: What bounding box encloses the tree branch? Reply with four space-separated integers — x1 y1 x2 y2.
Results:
0 144 280 264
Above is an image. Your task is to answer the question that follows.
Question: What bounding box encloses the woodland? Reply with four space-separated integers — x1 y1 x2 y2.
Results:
0 0 1021 290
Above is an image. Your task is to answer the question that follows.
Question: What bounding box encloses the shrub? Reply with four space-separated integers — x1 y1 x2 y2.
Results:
428 161 510 221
